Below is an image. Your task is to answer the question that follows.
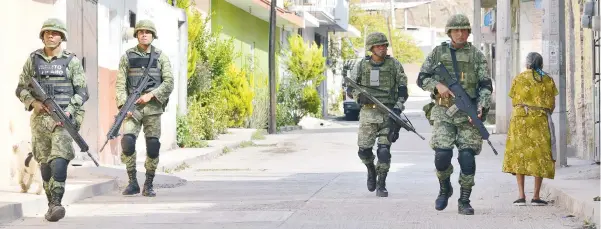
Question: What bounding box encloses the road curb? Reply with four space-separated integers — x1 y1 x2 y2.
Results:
0 178 118 223
0 202 21 224
542 182 600 226
278 125 302 133
159 140 254 172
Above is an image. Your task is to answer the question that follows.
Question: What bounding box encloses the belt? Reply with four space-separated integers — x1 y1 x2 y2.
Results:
514 104 549 114
434 97 455 108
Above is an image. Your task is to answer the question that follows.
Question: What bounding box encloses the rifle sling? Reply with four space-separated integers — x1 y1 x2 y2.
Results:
449 48 461 82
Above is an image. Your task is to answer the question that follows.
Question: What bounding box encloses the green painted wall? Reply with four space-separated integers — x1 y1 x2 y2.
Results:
210 0 281 80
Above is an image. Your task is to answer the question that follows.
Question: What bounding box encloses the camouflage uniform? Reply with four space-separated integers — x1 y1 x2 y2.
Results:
347 32 408 197
117 20 174 197
15 18 89 222
417 14 493 215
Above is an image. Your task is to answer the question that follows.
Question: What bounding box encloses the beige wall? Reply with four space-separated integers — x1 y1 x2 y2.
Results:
0 0 67 187
513 1 596 161
194 0 211 15
565 0 595 160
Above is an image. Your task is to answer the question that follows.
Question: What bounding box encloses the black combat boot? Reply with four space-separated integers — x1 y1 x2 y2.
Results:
376 172 388 197
46 191 65 222
366 163 377 192
122 170 140 195
44 185 53 220
435 178 453 210
142 171 156 197
458 187 474 215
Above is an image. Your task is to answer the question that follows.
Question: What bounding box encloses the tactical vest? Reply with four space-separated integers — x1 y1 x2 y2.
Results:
438 42 478 98
126 49 162 95
357 56 397 106
31 51 75 109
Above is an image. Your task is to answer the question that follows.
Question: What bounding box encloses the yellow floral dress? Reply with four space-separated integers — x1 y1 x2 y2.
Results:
502 69 558 179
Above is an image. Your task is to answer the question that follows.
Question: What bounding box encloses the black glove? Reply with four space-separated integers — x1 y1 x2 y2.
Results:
357 94 373 104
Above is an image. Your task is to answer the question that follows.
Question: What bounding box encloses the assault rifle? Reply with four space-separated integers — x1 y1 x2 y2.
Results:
432 62 499 155
99 48 156 153
30 77 100 167
343 76 425 140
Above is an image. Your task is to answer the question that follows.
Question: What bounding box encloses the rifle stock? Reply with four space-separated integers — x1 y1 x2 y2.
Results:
344 76 425 140
30 78 100 166
432 62 498 155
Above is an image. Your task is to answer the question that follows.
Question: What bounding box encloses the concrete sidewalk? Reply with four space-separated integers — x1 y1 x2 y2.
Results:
0 169 118 224
541 158 600 226
0 128 259 223
491 133 600 226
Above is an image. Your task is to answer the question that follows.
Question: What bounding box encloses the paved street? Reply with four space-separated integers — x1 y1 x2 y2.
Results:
0 99 585 229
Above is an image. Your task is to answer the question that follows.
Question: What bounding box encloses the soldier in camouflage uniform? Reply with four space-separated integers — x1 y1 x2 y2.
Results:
417 14 493 215
15 18 89 222
346 32 408 197
117 19 174 197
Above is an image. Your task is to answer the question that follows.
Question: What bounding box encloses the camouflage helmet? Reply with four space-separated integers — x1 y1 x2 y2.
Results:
366 32 389 51
39 18 68 41
445 14 472 34
134 19 158 39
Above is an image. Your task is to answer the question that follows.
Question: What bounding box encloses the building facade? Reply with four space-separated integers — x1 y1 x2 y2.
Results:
0 0 189 188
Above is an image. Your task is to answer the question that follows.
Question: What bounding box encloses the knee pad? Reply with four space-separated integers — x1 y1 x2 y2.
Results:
40 163 51 182
146 137 161 159
458 149 476 175
376 144 391 163
121 134 137 156
50 158 69 182
357 147 373 159
434 148 453 171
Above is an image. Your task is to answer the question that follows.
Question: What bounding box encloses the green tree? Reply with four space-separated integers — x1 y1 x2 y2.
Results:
277 34 327 125
342 0 424 63
285 34 326 84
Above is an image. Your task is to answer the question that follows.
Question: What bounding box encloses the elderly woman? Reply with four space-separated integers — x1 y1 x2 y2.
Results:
502 52 559 206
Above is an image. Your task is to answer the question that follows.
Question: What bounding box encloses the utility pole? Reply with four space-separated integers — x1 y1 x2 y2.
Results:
472 0 481 49
386 0 394 57
495 0 512 134
268 0 277 134
542 0 568 167
389 0 395 30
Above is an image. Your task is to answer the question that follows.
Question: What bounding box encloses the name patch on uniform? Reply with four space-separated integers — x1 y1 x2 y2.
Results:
37 64 64 76
446 104 459 117
369 69 380 86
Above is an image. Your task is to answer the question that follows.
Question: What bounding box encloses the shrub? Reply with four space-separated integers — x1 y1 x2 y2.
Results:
176 114 207 148
172 1 246 142
277 34 327 125
300 86 321 116
218 65 254 128
285 34 326 84
249 81 269 129
187 60 212 97
186 94 229 141
328 89 344 115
